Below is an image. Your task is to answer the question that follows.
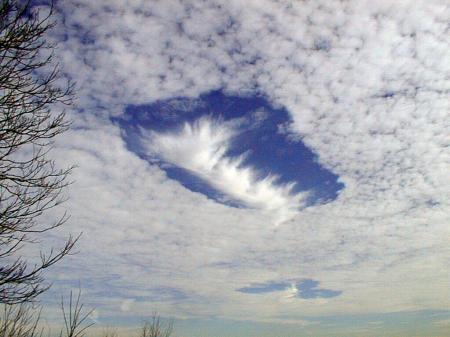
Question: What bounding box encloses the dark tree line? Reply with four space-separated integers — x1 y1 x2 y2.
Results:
0 0 77 304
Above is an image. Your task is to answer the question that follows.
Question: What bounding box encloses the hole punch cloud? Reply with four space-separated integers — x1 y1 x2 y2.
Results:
115 91 344 224
237 279 342 299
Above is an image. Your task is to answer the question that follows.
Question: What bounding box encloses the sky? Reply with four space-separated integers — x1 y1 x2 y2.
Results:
27 0 450 336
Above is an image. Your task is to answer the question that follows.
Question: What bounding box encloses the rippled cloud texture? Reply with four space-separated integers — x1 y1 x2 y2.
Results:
38 0 450 335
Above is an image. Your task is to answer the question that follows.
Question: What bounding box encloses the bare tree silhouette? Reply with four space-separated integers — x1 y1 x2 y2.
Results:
0 291 94 337
140 314 173 337
0 0 78 304
60 291 94 337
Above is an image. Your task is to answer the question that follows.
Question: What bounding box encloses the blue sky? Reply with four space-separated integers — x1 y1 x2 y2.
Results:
237 279 342 299
31 0 450 336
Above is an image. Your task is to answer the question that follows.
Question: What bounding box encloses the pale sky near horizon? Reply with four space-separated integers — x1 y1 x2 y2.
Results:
29 0 450 336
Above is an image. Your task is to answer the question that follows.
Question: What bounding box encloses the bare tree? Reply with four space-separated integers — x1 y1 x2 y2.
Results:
59 291 94 337
0 303 43 337
0 291 93 337
101 327 118 337
0 0 77 304
140 314 173 337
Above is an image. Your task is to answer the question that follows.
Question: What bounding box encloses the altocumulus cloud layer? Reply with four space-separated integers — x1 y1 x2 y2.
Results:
36 0 450 329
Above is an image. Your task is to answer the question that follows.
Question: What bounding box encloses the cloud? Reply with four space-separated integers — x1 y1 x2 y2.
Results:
30 0 450 327
120 299 135 312
141 116 306 224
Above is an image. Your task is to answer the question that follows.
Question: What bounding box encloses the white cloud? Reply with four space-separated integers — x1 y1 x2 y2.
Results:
30 0 450 326
120 299 135 313
280 284 298 303
141 117 307 224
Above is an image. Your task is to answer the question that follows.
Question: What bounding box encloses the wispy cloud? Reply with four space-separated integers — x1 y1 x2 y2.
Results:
141 116 307 224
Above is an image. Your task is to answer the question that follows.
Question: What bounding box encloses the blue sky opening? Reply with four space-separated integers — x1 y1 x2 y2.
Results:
114 90 344 211
237 279 342 299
